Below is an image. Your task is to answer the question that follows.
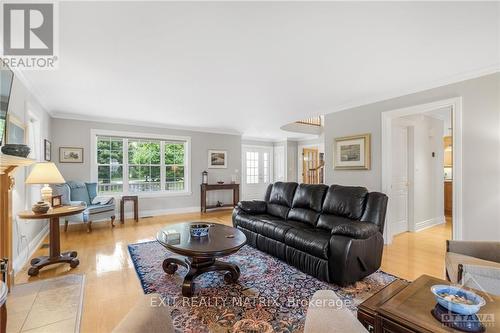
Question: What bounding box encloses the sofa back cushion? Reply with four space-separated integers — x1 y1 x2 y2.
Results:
67 181 91 205
266 182 298 219
321 185 368 220
288 184 328 225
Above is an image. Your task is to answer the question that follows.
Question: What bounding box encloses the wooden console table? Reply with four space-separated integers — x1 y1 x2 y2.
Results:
200 184 239 213
0 153 34 289
18 205 85 276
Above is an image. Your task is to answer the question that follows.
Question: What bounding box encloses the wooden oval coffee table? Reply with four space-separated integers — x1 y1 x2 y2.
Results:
156 222 246 297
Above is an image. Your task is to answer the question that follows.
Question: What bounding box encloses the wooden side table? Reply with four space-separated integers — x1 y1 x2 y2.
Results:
18 205 85 276
120 195 139 223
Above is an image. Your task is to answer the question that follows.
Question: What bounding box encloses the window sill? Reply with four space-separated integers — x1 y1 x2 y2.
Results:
99 191 193 199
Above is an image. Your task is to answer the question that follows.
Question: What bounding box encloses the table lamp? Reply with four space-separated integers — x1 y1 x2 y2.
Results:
25 162 65 204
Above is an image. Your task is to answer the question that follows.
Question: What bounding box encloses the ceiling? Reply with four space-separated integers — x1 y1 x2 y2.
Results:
18 1 500 140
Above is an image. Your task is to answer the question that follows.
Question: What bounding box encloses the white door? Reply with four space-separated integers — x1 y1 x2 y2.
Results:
390 125 409 236
242 146 273 200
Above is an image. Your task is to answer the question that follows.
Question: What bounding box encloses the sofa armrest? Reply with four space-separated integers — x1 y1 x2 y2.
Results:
447 240 500 264
304 290 367 333
330 221 379 239
237 201 267 214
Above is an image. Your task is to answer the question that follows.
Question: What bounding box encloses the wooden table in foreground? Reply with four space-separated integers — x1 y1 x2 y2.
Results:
358 274 500 333
18 205 85 276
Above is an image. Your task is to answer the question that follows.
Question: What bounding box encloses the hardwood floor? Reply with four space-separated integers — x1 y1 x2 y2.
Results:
13 211 451 333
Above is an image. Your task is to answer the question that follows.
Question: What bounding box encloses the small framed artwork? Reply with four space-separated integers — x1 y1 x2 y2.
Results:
6 114 26 144
51 195 63 208
334 133 371 170
59 147 84 163
208 150 227 168
44 139 51 161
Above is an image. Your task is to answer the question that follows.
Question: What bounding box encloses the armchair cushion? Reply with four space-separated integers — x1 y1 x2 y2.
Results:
67 181 91 205
445 252 500 284
86 182 98 201
462 265 500 296
304 290 367 333
51 184 71 205
237 201 267 214
86 203 115 215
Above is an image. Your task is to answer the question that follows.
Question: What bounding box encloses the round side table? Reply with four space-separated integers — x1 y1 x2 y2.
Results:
18 205 85 276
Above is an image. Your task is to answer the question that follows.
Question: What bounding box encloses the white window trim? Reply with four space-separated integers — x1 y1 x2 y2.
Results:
90 129 192 198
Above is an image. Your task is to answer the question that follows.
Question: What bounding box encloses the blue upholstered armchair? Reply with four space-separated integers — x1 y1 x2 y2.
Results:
52 181 116 232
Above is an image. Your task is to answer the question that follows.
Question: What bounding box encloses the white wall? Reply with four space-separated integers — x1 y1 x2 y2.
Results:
324 73 500 241
51 118 241 215
8 75 52 272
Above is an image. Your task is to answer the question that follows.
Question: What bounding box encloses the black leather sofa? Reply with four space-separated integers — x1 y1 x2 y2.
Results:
232 182 388 286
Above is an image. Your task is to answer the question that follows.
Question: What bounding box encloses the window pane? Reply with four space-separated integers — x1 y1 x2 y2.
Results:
111 139 122 151
97 149 110 164
97 137 110 150
98 166 110 183
165 143 184 165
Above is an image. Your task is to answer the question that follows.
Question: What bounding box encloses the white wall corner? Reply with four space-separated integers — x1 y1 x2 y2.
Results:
13 223 49 274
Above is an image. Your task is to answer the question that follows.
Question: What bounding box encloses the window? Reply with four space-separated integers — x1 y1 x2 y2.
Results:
94 132 189 195
97 136 123 193
246 151 259 184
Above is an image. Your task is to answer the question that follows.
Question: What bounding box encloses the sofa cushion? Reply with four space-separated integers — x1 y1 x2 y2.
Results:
266 182 298 219
291 184 328 211
284 228 331 259
288 184 328 225
322 185 368 220
67 181 91 205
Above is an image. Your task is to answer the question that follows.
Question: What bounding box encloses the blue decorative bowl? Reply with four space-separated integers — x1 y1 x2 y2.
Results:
431 285 486 315
190 224 210 237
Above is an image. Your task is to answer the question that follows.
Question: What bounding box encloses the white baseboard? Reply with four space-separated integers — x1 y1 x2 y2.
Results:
13 223 49 274
123 206 202 219
415 216 445 232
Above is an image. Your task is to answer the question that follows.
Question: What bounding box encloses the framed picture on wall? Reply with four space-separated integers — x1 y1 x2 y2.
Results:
208 150 227 168
59 147 84 163
334 133 371 170
44 139 51 161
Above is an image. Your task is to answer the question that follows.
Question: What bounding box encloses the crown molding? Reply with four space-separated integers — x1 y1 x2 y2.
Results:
50 111 243 136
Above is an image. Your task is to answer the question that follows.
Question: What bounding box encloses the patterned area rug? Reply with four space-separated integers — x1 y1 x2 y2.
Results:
128 241 398 333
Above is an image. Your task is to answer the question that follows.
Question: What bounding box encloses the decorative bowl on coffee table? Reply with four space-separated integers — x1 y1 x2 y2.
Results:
431 285 486 315
189 223 210 237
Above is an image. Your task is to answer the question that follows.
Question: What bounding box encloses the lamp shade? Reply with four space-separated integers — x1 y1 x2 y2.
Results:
26 162 65 184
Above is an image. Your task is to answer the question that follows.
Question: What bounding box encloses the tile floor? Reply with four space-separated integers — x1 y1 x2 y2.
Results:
6 274 84 333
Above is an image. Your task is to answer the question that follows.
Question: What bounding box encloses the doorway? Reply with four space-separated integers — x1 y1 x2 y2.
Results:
382 98 462 244
241 145 273 200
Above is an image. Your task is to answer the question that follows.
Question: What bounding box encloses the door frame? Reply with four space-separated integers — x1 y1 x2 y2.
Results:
297 143 319 183
381 97 463 244
241 144 274 200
